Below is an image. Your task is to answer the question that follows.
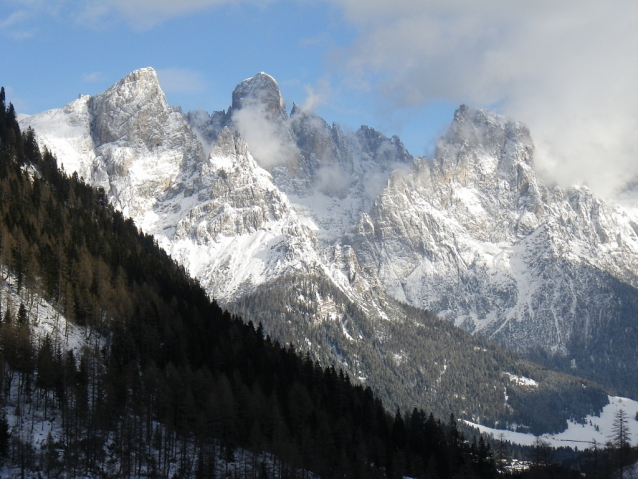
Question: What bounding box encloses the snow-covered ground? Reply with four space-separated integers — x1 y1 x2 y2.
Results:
466 396 638 447
0 275 95 356
0 275 108 475
626 461 638 479
0 276 314 479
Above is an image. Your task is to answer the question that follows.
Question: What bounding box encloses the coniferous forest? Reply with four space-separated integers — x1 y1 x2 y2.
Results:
0 87 634 478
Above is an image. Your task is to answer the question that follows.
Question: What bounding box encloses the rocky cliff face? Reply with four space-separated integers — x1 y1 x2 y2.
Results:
348 105 638 390
169 126 320 300
185 73 414 244
19 68 638 427
230 72 287 122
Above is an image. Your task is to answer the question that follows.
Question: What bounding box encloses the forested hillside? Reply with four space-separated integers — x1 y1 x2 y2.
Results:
0 86 514 478
233 275 610 435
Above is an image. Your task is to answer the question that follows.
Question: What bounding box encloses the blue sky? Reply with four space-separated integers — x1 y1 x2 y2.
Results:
2 1 638 198
0 0 454 157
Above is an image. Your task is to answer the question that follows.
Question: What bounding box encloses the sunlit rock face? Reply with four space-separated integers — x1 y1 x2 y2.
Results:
230 72 288 122
351 105 638 370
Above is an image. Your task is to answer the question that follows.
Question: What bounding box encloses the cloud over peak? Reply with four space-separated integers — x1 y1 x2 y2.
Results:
330 0 638 198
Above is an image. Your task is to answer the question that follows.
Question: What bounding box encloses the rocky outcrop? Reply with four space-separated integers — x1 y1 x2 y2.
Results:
89 68 171 149
230 72 287 122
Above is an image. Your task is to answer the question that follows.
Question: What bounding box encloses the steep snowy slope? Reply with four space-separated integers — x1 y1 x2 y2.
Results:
19 94 96 179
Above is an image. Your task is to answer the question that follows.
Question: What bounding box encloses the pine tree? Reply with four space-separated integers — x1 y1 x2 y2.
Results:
495 433 507 473
3 306 12 325
0 413 9 458
611 408 631 448
611 408 631 479
17 302 28 325
391 408 406 451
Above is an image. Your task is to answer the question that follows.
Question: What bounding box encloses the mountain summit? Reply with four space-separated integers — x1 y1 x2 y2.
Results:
89 67 169 148
351 104 638 393
230 72 287 122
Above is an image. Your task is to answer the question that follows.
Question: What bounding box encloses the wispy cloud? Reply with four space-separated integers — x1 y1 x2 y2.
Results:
81 71 105 83
79 0 253 30
0 9 28 28
329 0 638 199
300 32 333 48
232 102 297 168
5 0 263 31
0 9 35 39
156 68 207 95
298 78 331 113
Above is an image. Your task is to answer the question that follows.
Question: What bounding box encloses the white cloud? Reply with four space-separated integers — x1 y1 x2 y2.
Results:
315 164 350 198
5 0 261 30
81 71 104 83
329 0 638 199
79 0 254 30
0 9 28 28
156 68 207 94
298 79 331 114
0 9 35 39
232 103 298 169
299 32 333 48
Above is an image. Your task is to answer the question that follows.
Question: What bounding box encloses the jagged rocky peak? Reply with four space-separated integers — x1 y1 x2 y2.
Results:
88 68 175 153
355 125 413 167
75 67 206 217
230 72 287 121
435 105 535 187
430 105 543 220
88 67 171 149
289 102 302 117
288 107 412 184
289 104 340 166
186 109 228 147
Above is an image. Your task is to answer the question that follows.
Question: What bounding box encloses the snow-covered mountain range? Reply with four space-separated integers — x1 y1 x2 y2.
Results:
20 67 638 416
353 105 638 357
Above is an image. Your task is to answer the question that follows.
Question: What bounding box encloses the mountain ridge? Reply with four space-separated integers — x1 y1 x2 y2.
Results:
19 67 638 431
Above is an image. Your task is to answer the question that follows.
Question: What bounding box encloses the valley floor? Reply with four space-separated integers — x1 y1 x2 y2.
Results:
467 395 638 447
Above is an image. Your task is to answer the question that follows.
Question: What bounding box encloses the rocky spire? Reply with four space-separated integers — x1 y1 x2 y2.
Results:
88 67 170 148
229 72 287 122
434 105 536 196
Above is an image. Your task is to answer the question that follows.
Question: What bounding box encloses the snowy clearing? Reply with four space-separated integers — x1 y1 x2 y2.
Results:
466 396 638 448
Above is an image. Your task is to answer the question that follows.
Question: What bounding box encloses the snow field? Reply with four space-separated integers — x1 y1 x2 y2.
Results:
466 396 638 448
